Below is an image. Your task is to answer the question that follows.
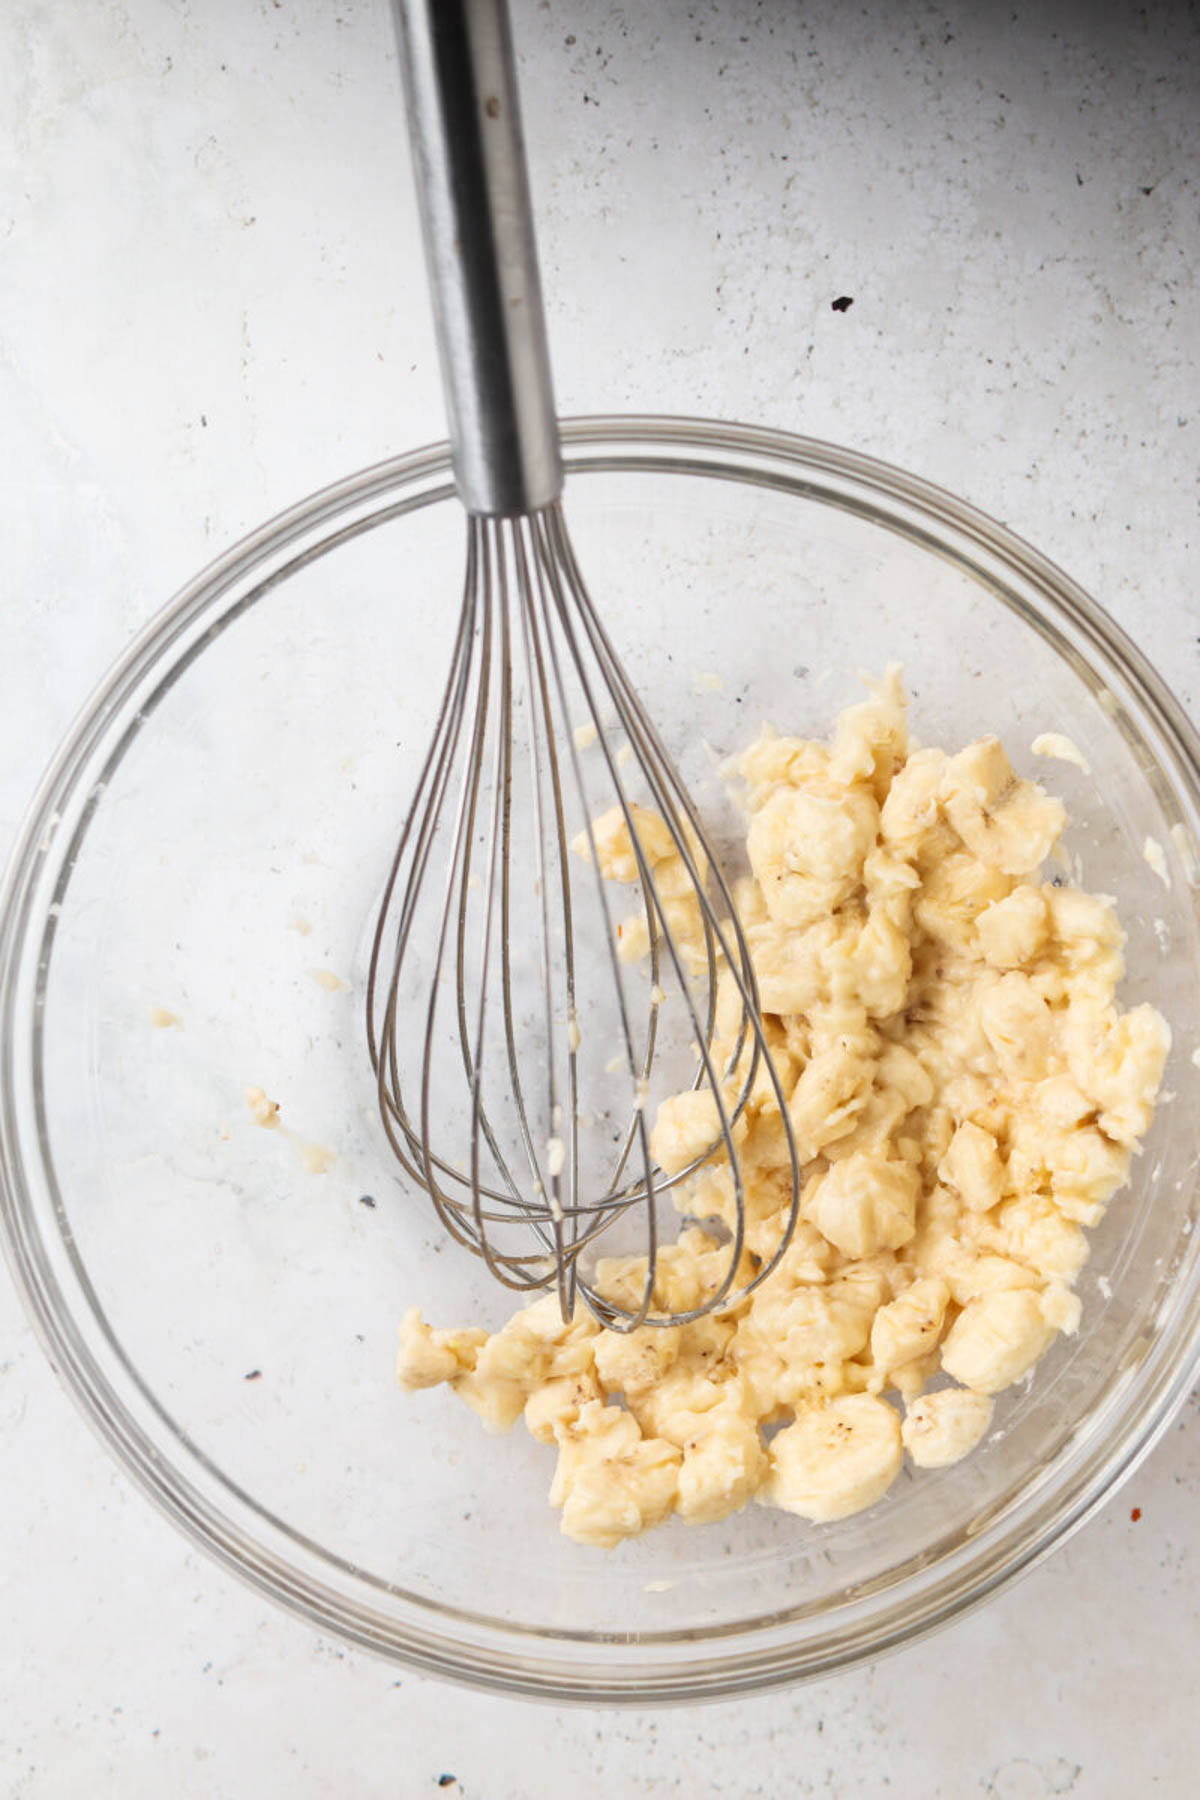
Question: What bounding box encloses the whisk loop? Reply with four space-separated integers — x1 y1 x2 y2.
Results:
368 505 801 1328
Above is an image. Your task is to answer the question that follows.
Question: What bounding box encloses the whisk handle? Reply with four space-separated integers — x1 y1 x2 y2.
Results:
392 0 564 517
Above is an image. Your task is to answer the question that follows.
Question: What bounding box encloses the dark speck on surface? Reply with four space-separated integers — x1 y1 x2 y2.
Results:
831 294 854 312
437 1779 457 1790
359 1193 377 1208
244 1369 262 1381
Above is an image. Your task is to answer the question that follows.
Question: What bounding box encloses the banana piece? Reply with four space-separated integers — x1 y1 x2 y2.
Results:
939 1288 1056 1393
676 1408 768 1526
395 1308 486 1390
572 803 677 879
938 1119 1005 1213
807 1151 919 1259
764 1393 903 1521
747 783 878 929
523 1371 605 1445
550 1403 681 1549
979 972 1056 1084
650 1089 727 1176
902 1387 994 1468
977 883 1049 968
869 1276 950 1384
940 737 1066 875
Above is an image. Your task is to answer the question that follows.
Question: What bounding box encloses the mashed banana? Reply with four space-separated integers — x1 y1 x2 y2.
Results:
397 672 1169 1548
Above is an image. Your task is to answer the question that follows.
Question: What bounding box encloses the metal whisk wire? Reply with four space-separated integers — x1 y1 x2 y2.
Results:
367 505 801 1328
378 0 801 1325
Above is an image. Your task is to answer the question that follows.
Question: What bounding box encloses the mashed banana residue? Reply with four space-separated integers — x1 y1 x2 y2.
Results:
396 672 1169 1548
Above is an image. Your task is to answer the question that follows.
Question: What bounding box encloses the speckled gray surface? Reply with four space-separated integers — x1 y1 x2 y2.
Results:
2 1 1198 1793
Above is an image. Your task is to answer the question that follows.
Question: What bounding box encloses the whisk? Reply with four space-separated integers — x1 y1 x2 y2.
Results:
368 0 800 1329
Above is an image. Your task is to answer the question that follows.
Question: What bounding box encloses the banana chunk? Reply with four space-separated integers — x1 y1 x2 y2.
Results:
677 1406 768 1526
870 1277 950 1383
651 1089 724 1175
765 1394 903 1521
747 783 878 928
941 738 1066 874
939 1119 1005 1213
550 1402 681 1548
808 1152 920 1259
902 1388 994 1468
395 1308 486 1390
574 803 677 879
939 1288 1058 1393
977 884 1049 968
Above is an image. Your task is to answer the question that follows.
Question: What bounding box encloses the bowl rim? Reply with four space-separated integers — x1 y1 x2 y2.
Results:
3 413 1200 1702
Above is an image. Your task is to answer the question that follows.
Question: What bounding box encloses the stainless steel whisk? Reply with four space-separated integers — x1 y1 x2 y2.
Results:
369 0 800 1328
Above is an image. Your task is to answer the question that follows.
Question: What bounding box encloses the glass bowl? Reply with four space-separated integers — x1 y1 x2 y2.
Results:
3 417 1199 1702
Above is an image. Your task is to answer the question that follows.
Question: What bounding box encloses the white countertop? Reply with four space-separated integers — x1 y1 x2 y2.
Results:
2 1 1198 1793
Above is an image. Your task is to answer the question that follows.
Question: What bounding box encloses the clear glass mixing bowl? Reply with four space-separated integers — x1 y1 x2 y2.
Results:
3 418 1200 1702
